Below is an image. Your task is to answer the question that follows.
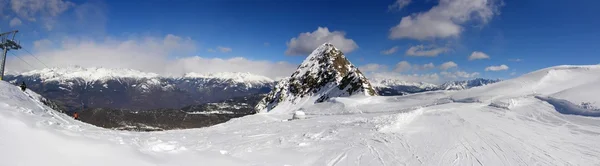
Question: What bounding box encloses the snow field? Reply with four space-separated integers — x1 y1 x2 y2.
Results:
1 65 600 165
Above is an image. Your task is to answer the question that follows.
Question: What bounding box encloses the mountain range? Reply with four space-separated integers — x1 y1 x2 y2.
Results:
372 78 502 96
6 67 501 113
5 49 500 130
5 67 275 111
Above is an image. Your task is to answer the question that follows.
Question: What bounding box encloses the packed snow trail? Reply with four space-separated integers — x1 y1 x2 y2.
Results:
1 65 600 166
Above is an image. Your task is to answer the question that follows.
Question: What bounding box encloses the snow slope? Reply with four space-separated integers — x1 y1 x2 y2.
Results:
451 65 600 110
2 64 600 166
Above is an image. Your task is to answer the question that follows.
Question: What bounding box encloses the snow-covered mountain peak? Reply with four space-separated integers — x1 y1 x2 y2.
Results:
292 43 348 79
183 72 274 84
255 43 377 113
21 66 160 82
439 78 501 90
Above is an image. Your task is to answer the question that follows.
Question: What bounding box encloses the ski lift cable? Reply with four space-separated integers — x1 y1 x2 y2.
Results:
21 48 50 68
9 52 36 70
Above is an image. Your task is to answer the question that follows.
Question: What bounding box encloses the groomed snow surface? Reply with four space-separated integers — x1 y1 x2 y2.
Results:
2 65 600 165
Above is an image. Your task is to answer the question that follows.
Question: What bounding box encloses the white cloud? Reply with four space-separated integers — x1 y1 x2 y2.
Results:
381 46 399 55
510 72 516 76
508 58 522 62
441 71 480 78
6 34 297 79
388 0 412 11
394 61 412 72
485 64 509 71
286 27 358 55
33 39 53 50
405 45 449 57
9 17 22 27
359 63 388 72
439 61 458 70
389 0 502 40
469 51 490 60
4 0 108 32
10 0 75 21
207 49 216 53
168 57 296 80
393 61 436 72
414 62 435 70
217 46 232 53
363 61 480 84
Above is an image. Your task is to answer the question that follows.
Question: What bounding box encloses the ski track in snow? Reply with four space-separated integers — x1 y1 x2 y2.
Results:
3 65 600 165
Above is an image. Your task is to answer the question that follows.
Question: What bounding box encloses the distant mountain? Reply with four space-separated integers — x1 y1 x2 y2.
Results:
370 78 438 96
255 43 377 113
370 78 501 96
438 78 502 90
5 66 275 111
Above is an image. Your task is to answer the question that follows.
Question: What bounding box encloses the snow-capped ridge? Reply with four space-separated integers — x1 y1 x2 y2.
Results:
183 72 274 84
22 66 160 82
17 66 275 85
439 78 501 90
370 78 437 89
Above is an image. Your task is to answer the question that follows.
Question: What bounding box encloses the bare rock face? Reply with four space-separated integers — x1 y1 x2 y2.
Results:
256 43 377 112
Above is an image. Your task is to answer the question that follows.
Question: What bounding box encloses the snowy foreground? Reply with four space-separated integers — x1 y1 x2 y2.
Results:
2 65 600 166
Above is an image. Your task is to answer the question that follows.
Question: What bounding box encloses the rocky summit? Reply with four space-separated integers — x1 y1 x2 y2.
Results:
256 43 377 112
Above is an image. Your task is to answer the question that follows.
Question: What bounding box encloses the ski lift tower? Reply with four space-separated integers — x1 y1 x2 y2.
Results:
0 30 22 80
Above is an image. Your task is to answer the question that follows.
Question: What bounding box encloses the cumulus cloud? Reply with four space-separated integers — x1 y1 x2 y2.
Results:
441 71 480 78
405 45 449 57
388 0 412 11
469 51 490 60
414 63 435 70
6 34 297 79
439 61 458 70
381 46 399 55
217 46 232 53
394 61 412 72
359 63 388 72
389 0 502 40
285 27 358 55
485 64 509 71
363 61 480 84
9 17 22 27
393 61 436 72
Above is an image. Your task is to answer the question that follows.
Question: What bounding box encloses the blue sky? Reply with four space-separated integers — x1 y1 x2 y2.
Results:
1 0 599 83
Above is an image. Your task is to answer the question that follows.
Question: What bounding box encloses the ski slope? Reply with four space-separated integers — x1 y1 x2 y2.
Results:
1 65 600 166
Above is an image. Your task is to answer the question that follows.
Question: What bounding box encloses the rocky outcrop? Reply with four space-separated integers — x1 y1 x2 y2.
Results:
256 43 377 112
